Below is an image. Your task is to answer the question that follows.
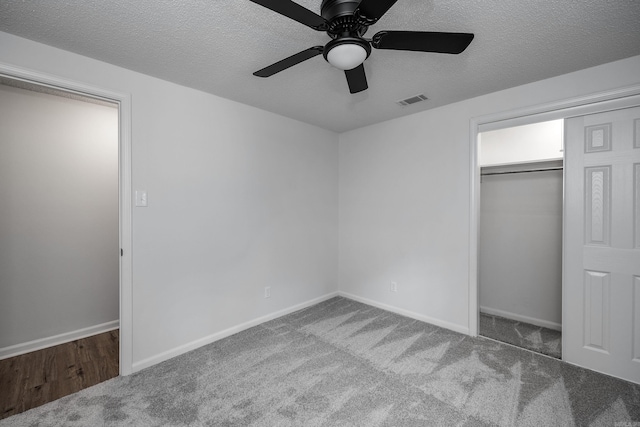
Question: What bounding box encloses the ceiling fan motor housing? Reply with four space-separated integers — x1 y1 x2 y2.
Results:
320 0 359 21
321 0 368 38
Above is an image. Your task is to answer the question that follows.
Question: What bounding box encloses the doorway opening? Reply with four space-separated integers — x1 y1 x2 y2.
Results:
0 70 131 417
477 120 564 358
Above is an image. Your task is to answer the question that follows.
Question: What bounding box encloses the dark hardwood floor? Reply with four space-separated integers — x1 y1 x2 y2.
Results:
0 329 119 420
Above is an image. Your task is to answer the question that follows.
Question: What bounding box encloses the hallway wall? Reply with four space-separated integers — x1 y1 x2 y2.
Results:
0 84 119 354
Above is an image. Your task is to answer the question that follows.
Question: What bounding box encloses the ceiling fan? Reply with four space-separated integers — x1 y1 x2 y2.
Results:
249 0 474 94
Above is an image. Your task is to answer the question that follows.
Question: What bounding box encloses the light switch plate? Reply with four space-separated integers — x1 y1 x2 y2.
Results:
135 190 148 207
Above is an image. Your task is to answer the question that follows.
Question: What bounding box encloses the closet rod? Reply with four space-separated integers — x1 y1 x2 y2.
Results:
481 167 563 176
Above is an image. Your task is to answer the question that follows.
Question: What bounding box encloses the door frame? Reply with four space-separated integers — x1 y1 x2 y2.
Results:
0 62 134 375
468 84 640 351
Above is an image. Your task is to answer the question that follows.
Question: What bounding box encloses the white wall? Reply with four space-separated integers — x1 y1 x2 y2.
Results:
0 84 119 350
480 120 563 166
479 170 563 329
339 54 640 333
0 31 339 369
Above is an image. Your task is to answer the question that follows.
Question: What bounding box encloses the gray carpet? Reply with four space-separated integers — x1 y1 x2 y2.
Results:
480 312 562 359
2 296 638 426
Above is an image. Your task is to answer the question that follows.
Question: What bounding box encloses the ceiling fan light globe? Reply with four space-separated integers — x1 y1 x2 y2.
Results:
326 43 368 70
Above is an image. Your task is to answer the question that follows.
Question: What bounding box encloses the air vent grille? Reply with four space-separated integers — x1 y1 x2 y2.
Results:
396 94 428 106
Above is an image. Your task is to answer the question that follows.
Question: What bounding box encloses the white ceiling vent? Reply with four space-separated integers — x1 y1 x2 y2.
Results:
396 94 428 107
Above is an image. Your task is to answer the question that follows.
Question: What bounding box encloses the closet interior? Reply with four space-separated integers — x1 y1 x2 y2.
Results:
478 120 564 358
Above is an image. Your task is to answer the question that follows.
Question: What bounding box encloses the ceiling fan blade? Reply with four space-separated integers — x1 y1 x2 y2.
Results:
356 0 398 22
372 31 474 54
254 46 324 77
344 64 368 94
248 0 328 31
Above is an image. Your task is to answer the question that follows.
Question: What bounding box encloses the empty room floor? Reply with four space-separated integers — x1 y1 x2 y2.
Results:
1 298 637 426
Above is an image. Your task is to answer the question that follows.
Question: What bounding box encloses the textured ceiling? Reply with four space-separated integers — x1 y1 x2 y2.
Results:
1 1 640 132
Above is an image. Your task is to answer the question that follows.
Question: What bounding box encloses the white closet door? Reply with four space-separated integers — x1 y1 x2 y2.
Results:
564 106 640 384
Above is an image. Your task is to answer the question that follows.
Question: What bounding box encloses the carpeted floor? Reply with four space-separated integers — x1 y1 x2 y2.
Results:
1 296 638 426
479 312 562 359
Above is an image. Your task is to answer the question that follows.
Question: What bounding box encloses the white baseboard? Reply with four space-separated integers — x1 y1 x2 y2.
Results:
0 320 120 360
132 292 340 373
339 292 470 335
480 306 562 331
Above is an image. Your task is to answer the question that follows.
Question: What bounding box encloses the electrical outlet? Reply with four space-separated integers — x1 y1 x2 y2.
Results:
264 286 271 299
390 282 398 292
